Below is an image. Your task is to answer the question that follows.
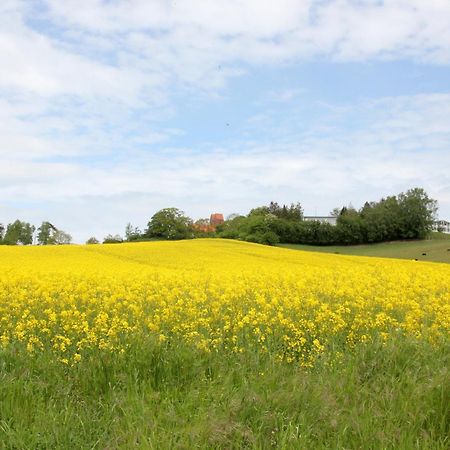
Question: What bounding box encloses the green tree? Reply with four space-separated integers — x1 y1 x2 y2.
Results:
86 237 100 245
103 234 123 244
3 220 35 245
360 197 401 242
336 208 366 244
125 223 142 242
0 223 4 243
397 188 438 239
145 208 193 240
37 222 72 245
268 201 303 221
37 221 58 245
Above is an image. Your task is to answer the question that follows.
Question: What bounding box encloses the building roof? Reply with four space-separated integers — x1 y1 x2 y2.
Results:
210 213 224 222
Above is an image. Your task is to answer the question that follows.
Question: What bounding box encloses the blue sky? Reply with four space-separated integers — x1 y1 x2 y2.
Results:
1 0 450 242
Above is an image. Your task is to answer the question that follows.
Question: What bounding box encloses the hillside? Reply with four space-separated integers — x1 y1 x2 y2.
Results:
279 233 450 263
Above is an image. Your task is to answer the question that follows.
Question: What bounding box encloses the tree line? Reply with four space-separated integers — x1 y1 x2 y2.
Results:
0 221 72 245
1 187 438 246
112 187 438 246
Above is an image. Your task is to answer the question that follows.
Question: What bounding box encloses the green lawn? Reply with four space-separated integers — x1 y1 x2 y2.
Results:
279 232 450 264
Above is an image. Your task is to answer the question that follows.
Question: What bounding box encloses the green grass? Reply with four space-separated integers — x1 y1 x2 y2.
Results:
1 337 449 449
278 233 450 263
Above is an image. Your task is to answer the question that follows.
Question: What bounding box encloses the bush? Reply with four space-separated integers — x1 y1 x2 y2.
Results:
103 234 123 244
86 237 100 245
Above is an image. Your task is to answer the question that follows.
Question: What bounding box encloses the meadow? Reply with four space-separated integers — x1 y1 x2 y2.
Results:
279 232 450 264
0 239 449 449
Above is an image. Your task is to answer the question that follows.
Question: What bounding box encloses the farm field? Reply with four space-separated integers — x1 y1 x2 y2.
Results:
0 239 449 449
279 232 450 264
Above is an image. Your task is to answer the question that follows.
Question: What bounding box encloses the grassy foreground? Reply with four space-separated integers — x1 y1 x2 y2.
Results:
1 338 449 449
279 232 450 263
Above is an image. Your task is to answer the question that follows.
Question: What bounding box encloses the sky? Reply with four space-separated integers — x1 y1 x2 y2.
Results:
1 0 450 243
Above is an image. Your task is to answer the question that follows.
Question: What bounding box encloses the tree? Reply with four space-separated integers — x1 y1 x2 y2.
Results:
216 215 246 238
268 201 303 221
103 234 123 244
336 208 366 244
360 197 400 242
37 222 71 245
37 221 58 245
145 208 193 240
397 188 438 239
226 213 241 221
0 223 4 242
86 237 99 245
125 223 142 241
3 220 35 245
53 229 72 245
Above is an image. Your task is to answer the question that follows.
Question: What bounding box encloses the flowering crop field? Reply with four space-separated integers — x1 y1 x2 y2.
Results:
1 239 449 448
1 239 448 365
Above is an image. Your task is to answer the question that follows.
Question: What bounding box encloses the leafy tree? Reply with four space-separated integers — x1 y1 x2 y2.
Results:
125 223 142 242
248 202 303 222
216 215 246 238
248 206 270 217
145 208 193 240
37 221 58 245
86 237 100 244
0 223 4 242
53 229 72 245
226 213 241 221
360 197 400 242
3 220 35 245
103 234 123 244
37 222 71 245
397 188 437 239
268 201 303 221
336 208 366 244
294 221 337 245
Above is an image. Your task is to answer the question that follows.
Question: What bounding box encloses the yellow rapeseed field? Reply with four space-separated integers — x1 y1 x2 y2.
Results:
0 239 449 366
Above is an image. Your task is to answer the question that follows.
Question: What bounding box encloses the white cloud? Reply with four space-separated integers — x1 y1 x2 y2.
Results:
1 91 449 242
2 1 450 103
1 1 450 241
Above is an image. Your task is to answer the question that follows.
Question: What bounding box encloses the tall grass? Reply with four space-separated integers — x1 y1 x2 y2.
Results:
1 336 448 449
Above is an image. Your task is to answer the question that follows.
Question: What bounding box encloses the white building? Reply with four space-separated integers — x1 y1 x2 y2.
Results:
304 216 337 226
432 220 450 233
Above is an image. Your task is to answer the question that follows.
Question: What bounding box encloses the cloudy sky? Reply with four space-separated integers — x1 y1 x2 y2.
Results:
1 0 449 242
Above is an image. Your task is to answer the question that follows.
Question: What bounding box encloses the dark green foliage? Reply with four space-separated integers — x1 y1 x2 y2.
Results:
295 221 338 245
249 201 303 222
218 188 438 247
218 202 303 245
0 223 4 242
215 215 246 239
145 207 194 240
267 201 303 221
336 208 366 244
2 220 35 245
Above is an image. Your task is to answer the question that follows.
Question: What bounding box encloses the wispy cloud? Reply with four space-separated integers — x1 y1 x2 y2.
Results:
1 1 449 241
